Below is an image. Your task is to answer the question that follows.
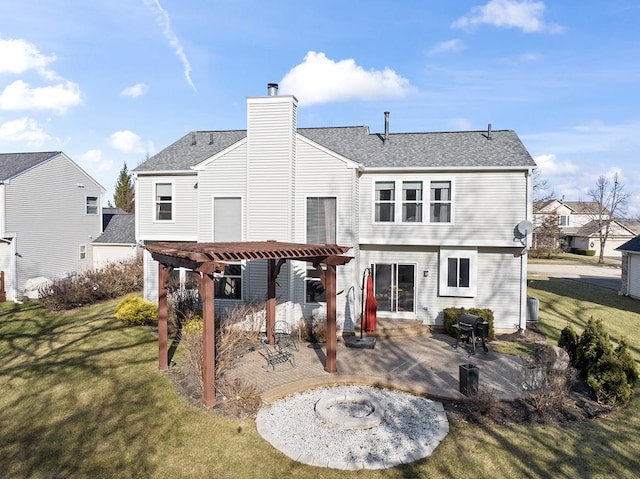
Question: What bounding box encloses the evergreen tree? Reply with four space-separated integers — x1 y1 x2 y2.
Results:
113 162 135 213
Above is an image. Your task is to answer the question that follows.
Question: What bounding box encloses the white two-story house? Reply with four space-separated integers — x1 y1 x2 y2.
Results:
134 84 536 332
0 152 105 300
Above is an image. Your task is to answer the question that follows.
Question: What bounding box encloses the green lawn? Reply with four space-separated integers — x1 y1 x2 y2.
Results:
1 280 639 478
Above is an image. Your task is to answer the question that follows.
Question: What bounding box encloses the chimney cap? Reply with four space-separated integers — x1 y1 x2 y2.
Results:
267 83 279 96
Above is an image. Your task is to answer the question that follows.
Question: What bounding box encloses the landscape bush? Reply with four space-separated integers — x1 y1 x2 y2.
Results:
571 248 596 256
572 317 638 406
38 255 143 310
522 343 576 410
558 325 579 363
442 307 495 340
114 294 158 325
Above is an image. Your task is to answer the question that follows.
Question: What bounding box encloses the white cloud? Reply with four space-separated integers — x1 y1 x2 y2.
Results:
452 0 563 33
110 130 145 153
0 117 51 146
121 83 149 98
0 80 82 114
80 149 114 173
0 37 58 80
451 118 473 130
428 39 465 56
144 0 196 92
533 153 579 176
279 51 413 105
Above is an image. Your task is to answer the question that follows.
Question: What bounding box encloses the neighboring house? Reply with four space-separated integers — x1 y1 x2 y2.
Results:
92 209 138 267
0 152 104 300
533 199 637 257
617 236 640 299
134 84 537 332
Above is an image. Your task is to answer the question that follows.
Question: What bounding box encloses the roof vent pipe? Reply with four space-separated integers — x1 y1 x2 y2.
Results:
487 123 492 140
267 83 279 96
384 111 390 145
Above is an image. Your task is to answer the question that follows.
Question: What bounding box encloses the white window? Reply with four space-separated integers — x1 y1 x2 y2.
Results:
305 197 336 303
214 264 243 300
155 183 173 221
374 178 452 224
439 248 477 297
305 265 326 303
213 197 242 241
372 263 416 314
86 196 98 215
79 244 87 260
430 181 451 223
307 197 336 244
402 181 422 222
558 215 569 226
375 181 395 222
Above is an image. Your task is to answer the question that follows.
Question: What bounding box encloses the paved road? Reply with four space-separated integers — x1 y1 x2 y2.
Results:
528 262 622 291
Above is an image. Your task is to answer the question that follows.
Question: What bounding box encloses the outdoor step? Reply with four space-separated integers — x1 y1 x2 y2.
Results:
355 319 431 339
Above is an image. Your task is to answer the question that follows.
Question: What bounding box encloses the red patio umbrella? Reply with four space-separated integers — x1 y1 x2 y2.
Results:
363 273 377 334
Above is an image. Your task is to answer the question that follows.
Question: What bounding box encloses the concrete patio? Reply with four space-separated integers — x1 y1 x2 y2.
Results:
227 332 527 404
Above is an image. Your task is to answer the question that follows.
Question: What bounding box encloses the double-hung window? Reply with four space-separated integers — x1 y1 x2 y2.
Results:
214 264 242 300
305 197 336 303
439 248 477 297
402 181 422 222
155 183 173 221
86 196 98 215
79 244 87 260
430 181 451 223
375 182 395 222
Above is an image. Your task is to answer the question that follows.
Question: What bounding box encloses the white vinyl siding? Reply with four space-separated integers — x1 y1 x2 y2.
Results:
629 254 640 299
3 153 103 296
136 174 198 241
246 96 297 242
361 171 529 247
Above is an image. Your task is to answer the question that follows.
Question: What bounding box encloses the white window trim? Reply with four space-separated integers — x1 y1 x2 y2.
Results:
371 177 455 225
304 263 326 305
372 262 418 319
85 196 98 215
439 247 477 297
212 195 244 242
153 181 174 223
305 195 338 244
214 262 244 301
79 244 87 260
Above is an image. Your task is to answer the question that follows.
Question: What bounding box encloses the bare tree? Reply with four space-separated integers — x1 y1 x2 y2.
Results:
533 169 554 203
587 173 631 264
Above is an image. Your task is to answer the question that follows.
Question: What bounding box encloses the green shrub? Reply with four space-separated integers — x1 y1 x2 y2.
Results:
575 318 638 406
114 295 158 325
558 325 578 362
442 307 494 340
572 248 596 256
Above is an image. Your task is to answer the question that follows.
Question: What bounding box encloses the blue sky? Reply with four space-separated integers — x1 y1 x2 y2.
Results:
1 0 639 215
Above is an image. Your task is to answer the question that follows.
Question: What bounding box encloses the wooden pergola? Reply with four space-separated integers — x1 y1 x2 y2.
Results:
145 240 352 407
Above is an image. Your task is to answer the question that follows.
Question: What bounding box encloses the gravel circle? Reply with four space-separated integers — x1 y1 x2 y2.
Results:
256 385 449 470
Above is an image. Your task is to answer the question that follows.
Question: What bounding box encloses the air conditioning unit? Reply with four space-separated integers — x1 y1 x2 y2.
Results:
527 296 539 322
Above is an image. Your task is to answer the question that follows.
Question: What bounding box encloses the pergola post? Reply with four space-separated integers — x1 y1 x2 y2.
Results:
194 273 216 407
325 263 337 373
266 259 276 345
158 264 172 371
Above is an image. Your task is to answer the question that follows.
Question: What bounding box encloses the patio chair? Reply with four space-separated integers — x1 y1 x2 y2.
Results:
273 320 300 352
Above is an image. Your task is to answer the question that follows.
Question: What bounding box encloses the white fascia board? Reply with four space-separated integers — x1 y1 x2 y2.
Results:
192 138 247 171
363 165 535 173
297 134 363 170
138 234 198 242
133 170 196 177
358 238 524 248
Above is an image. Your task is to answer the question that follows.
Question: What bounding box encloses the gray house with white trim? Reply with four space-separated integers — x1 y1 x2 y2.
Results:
0 152 104 300
134 84 536 332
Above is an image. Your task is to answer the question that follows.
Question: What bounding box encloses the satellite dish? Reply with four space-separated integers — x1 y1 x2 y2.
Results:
516 220 533 237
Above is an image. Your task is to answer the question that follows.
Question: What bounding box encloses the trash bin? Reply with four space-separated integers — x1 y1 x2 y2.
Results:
459 364 479 396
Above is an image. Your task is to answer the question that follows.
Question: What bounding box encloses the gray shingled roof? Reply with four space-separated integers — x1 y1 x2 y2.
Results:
617 235 640 252
0 151 61 181
134 126 535 173
93 214 135 244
